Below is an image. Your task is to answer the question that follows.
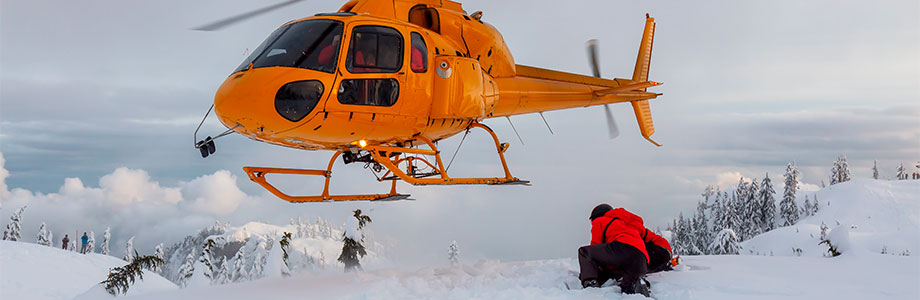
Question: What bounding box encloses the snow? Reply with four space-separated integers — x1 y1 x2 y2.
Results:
0 240 176 300
741 179 918 257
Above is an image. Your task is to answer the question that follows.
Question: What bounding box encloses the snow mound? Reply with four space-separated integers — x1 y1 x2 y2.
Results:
0 240 176 300
742 179 919 256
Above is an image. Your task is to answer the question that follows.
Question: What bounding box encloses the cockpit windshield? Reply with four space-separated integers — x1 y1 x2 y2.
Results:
234 19 344 74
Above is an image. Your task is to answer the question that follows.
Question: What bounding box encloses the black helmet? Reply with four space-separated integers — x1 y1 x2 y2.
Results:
590 204 613 221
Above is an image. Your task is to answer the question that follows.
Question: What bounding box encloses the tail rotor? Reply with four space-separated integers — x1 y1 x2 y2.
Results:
586 39 620 139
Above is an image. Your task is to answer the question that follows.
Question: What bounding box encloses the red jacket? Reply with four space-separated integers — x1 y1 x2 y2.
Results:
640 228 672 255
590 208 649 262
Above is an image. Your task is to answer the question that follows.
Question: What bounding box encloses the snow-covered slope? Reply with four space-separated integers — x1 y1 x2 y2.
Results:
741 179 918 257
0 240 176 300
83 255 919 300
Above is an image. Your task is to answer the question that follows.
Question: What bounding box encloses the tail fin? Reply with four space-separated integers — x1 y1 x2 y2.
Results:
632 14 661 146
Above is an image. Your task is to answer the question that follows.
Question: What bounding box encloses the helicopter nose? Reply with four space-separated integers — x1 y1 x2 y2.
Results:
213 68 327 136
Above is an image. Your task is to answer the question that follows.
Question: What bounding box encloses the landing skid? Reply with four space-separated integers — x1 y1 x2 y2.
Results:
242 122 528 202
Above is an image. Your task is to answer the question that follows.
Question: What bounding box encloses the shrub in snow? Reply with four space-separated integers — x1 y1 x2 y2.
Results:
100 252 164 296
37 222 51 246
2 205 26 241
448 240 460 266
339 209 371 272
820 226 850 257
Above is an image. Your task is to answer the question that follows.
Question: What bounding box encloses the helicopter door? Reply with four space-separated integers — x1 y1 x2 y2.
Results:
334 25 406 112
429 56 486 119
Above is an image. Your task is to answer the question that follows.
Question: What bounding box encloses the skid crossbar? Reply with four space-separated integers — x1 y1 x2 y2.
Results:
243 150 406 202
362 122 529 186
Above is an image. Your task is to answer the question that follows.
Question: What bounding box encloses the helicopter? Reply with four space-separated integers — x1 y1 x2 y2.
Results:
193 0 663 202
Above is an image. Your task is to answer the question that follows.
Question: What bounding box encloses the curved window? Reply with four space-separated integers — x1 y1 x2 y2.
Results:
234 19 344 74
346 26 403 73
410 33 428 73
337 79 399 107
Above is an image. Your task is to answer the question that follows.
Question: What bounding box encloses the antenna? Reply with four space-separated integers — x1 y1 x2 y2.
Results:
505 116 525 145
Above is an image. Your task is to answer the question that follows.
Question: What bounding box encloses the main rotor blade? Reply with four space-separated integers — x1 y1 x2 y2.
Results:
192 0 305 31
604 104 620 139
586 39 601 78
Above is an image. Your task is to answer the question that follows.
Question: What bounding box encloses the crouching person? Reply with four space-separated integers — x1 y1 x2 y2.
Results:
578 204 650 296
640 227 673 273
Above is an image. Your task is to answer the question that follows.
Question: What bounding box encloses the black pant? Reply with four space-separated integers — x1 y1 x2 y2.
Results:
578 242 648 292
646 242 672 273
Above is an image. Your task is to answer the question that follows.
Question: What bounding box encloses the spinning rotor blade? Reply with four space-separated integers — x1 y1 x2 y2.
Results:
604 104 621 139
587 39 620 139
586 39 601 78
192 0 305 31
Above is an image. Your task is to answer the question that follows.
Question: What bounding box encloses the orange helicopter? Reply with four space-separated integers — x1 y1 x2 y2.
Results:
193 0 663 202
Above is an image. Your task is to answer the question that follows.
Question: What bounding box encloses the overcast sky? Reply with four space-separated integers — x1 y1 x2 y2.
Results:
1 0 918 264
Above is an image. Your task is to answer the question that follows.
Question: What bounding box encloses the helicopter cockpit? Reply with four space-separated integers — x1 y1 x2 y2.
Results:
234 19 344 74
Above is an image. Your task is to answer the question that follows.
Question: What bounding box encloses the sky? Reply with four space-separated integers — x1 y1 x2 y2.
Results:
1 0 918 264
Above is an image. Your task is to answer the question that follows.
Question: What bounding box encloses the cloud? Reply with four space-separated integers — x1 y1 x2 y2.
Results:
182 170 247 215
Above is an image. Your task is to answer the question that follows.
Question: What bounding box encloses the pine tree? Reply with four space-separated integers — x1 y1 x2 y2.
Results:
214 256 230 284
742 178 761 240
812 194 820 215
780 163 801 226
153 243 164 273
339 209 372 272
124 236 136 261
250 242 266 279
86 232 96 254
101 227 111 256
693 199 711 254
831 155 851 185
872 160 879 180
2 206 26 241
802 195 813 217
279 232 293 275
830 158 840 185
759 174 777 232
896 164 908 180
36 222 51 246
448 240 460 265
711 192 725 233
176 253 196 288
100 253 164 295
200 239 216 282
230 247 248 282
709 228 740 255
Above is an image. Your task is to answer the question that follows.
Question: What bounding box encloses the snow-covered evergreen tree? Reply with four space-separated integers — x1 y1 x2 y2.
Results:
693 199 711 254
709 228 740 255
780 163 801 226
36 222 51 246
896 163 908 180
279 232 292 275
230 247 248 282
124 236 136 261
759 174 777 232
153 243 164 273
830 155 851 185
250 241 266 279
86 231 96 254
176 252 196 288
872 160 879 180
265 237 291 277
339 209 372 272
214 256 230 284
742 178 761 240
199 239 216 282
812 194 820 215
802 195 813 217
101 227 111 255
448 240 460 266
2 206 26 241
711 192 725 233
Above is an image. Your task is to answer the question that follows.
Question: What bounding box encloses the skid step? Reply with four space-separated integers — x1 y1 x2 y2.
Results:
371 194 413 201
491 179 531 186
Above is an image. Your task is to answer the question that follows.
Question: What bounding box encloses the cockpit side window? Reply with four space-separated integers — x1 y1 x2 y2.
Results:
346 26 403 73
410 32 428 73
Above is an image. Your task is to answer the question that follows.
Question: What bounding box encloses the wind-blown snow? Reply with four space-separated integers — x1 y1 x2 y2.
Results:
0 240 176 300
